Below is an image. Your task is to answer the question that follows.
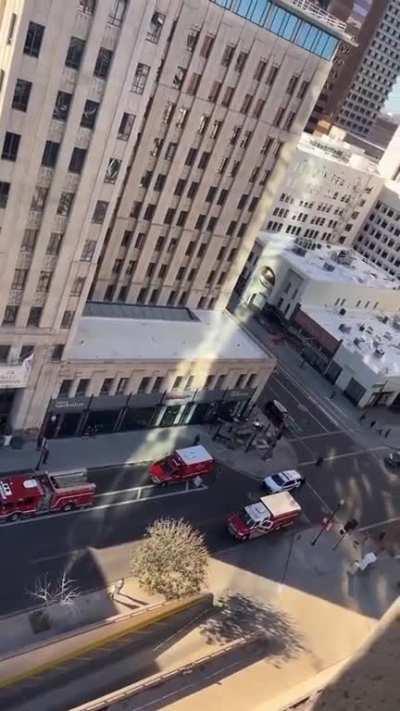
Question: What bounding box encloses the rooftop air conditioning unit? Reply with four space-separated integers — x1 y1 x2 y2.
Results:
359 324 365 332
339 323 351 333
354 337 365 346
339 308 346 316
393 318 400 331
293 246 306 257
380 315 389 324
323 262 335 271
374 347 385 358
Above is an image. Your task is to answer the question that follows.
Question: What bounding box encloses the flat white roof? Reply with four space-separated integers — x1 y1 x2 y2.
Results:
68 309 267 363
261 491 301 517
303 306 400 377
257 234 397 290
176 446 212 465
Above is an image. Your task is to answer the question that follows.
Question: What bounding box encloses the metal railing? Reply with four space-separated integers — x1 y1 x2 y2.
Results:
283 0 347 32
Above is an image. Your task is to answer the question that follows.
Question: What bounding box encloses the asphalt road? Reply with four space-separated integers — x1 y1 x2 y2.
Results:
1 368 399 616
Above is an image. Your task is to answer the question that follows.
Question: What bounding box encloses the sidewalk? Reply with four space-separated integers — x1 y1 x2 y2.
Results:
0 416 296 479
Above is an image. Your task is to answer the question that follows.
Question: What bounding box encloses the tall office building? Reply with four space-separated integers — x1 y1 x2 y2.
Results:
0 0 347 437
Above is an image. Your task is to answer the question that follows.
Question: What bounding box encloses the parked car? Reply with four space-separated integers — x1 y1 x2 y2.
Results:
263 399 289 429
262 469 305 494
384 450 400 469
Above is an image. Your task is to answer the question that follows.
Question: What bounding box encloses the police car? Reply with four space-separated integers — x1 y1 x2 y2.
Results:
262 469 305 494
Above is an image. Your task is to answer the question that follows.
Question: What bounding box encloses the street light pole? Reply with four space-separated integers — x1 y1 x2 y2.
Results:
310 499 345 547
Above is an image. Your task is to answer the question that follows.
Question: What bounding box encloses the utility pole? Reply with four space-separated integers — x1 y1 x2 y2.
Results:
311 499 345 547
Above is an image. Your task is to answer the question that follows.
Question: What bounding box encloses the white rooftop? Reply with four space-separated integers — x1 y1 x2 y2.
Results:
68 309 268 363
177 446 213 465
258 234 398 290
299 133 377 173
261 491 301 517
303 306 400 378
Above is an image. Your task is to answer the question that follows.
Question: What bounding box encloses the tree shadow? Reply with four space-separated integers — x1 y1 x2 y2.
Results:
200 592 305 662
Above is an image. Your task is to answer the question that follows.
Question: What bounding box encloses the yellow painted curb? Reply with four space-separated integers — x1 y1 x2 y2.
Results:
0 593 211 690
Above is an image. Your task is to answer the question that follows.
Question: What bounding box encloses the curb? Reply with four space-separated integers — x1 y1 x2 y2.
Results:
0 592 212 690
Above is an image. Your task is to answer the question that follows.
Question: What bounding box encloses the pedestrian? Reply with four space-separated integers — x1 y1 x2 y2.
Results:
370 420 376 428
315 455 324 466
192 434 200 446
384 428 392 439
36 434 43 451
42 446 49 466
359 413 366 422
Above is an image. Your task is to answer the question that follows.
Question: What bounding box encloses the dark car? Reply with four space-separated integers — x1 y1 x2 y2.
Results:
263 399 289 429
384 450 400 469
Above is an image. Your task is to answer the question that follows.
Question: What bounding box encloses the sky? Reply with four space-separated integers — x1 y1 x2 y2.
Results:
385 77 400 115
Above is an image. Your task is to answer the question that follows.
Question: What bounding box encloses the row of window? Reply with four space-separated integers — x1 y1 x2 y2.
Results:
2 304 75 328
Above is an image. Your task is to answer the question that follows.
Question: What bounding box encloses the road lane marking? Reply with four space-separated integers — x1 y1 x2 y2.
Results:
358 515 400 532
269 375 329 433
298 445 387 467
0 483 208 528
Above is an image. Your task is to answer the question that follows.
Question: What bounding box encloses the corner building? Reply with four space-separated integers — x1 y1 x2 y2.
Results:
0 0 346 436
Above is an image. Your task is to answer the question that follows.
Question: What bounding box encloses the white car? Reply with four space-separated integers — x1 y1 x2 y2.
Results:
262 469 305 494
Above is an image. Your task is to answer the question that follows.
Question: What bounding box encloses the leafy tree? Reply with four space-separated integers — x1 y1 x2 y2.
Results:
131 518 208 599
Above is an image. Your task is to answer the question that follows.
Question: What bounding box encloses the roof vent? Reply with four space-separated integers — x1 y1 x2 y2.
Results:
354 337 365 347
374 347 385 358
339 323 351 333
323 262 335 272
339 308 346 316
293 246 306 257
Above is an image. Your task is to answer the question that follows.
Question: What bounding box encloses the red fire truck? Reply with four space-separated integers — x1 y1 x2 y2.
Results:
150 445 215 485
226 491 301 541
0 469 96 522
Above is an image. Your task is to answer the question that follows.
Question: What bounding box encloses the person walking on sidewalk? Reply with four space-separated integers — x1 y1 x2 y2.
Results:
315 455 324 467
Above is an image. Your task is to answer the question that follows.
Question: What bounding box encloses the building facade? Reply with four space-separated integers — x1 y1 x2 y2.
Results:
262 132 382 246
0 0 346 436
354 182 400 280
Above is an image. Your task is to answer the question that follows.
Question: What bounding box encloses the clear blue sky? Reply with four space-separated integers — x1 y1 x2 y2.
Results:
385 77 400 114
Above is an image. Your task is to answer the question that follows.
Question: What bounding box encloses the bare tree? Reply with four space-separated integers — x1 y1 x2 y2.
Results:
130 518 208 600
30 572 80 621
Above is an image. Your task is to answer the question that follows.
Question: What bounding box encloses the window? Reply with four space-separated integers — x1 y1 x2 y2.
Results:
100 377 113 395
80 239 96 262
65 37 85 69
108 0 126 26
164 208 175 225
297 80 309 99
135 233 145 248
237 194 248 209
27 307 42 327
57 191 74 216
286 75 299 95
187 181 199 198
253 98 265 119
248 197 258 212
126 259 136 275
240 94 253 114
3 306 18 325
186 29 199 53
266 64 279 85
41 140 60 168
206 186 217 203
116 377 128 394
118 112 135 140
207 216 217 231
198 151 210 169
227 221 237 236
187 73 201 95
147 11 165 43
155 235 165 251
0 182 10 208
131 201 142 219
71 276 85 296
144 204 155 221
24 22 45 58
7 12 17 44
165 142 177 160
105 285 115 301
240 130 252 149
92 200 108 224
235 51 248 73
59 379 73 397
2 132 20 161
94 47 113 79
221 44 235 67
12 269 28 290
230 160 240 177
76 378 90 396
201 34 214 58
120 284 129 300
237 222 247 237
261 137 273 155
52 91 72 122
105 158 121 183
195 214 206 230
46 232 63 256
185 147 198 166
215 374 226 388
51 344 64 361
69 147 87 174
19 345 33 361
37 271 52 292
176 107 188 128
21 229 38 253
162 101 175 125
152 174 165 192
138 376 151 393
30 186 48 212
210 120 222 139
217 189 227 206
217 157 229 174
80 99 99 129
254 60 267 81
177 210 188 227
79 0 96 13
12 79 32 112
273 107 285 126
173 375 183 389
198 114 209 134
61 310 74 329
247 373 257 387
249 166 260 183
174 178 186 196
221 86 234 107
208 81 222 102
132 63 150 94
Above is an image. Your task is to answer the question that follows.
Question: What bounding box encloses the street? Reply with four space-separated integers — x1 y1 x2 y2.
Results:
0 364 399 616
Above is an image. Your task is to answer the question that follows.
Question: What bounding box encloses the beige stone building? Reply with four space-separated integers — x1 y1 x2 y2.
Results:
0 0 347 437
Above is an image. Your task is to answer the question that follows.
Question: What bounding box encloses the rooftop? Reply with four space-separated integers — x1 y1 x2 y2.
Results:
299 133 378 173
259 234 398 290
303 305 400 378
68 309 268 363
